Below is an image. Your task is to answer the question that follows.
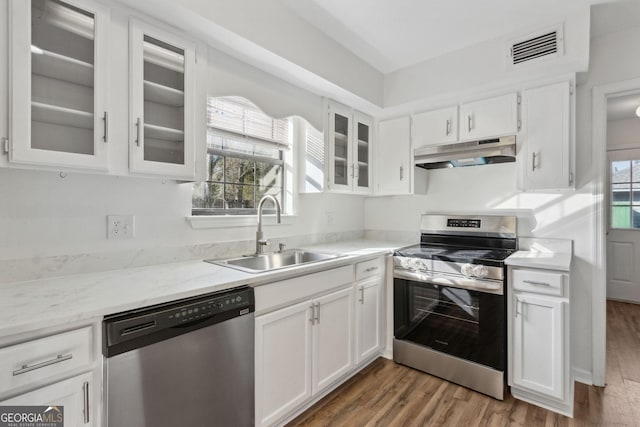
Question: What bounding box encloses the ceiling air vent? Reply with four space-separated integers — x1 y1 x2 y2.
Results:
507 25 563 67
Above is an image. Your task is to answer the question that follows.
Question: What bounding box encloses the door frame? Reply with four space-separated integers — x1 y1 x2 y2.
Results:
592 77 640 387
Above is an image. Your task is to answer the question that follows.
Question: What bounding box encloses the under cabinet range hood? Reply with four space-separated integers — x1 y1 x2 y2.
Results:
414 136 516 169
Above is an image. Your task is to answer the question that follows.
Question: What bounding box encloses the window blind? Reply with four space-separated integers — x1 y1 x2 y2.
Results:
207 96 290 147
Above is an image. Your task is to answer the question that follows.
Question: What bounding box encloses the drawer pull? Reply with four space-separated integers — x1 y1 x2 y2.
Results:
12 354 73 376
523 280 551 287
365 266 379 272
83 381 90 424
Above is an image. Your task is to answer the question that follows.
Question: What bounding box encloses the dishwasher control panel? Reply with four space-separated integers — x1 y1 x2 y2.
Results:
104 286 254 353
168 291 249 323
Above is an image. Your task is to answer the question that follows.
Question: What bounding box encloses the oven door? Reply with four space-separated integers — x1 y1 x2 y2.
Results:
394 275 504 370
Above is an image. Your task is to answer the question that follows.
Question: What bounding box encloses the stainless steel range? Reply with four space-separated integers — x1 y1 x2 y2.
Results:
393 214 516 400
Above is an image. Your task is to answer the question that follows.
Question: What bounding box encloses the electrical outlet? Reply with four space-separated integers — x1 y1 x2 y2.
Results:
107 215 135 240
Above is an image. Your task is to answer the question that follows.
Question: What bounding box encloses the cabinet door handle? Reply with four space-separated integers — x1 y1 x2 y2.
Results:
135 117 142 147
315 302 321 324
532 152 537 171
523 279 551 287
515 298 523 317
445 119 451 136
102 111 108 143
359 286 365 304
309 304 315 325
83 381 90 424
399 166 404 181
12 354 73 376
467 115 473 132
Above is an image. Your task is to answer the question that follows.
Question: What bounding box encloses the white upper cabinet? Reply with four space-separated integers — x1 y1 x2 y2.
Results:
412 106 458 148
9 0 110 170
326 101 372 194
376 116 412 195
353 112 372 194
521 81 572 190
129 20 196 179
459 93 518 141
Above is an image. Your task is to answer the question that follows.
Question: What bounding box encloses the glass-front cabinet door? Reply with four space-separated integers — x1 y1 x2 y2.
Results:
326 101 373 193
9 0 109 170
129 20 196 179
353 112 372 193
328 102 352 191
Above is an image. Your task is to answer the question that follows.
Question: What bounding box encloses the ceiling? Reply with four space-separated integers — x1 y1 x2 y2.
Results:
281 0 627 74
608 93 640 121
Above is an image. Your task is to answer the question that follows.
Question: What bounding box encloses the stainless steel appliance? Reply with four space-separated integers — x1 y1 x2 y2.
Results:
414 135 516 169
393 214 516 400
103 286 255 427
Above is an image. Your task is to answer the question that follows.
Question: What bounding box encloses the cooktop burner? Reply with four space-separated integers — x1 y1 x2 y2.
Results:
394 244 515 266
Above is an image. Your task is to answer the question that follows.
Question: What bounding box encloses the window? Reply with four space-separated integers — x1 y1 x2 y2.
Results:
192 97 290 215
611 160 640 229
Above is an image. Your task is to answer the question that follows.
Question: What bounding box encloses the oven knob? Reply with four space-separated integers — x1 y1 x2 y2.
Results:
473 265 489 279
461 263 474 277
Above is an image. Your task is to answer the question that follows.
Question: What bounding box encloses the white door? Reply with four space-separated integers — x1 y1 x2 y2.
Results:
412 106 458 148
129 19 196 179
255 300 313 427
459 93 518 141
376 116 411 195
312 287 354 394
512 293 564 400
352 111 372 194
355 277 382 363
521 81 571 190
1 372 94 426
607 149 640 303
9 0 110 170
327 101 353 192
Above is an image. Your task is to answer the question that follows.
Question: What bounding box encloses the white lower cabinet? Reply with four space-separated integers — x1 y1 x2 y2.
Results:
255 300 313 427
355 276 383 364
255 287 354 427
1 372 94 426
508 266 572 416
512 294 564 399
313 288 354 392
0 322 100 426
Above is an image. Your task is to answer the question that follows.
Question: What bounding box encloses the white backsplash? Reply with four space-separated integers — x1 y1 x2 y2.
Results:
0 230 365 284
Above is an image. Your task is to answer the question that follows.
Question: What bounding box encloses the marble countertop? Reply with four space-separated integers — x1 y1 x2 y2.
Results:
0 240 407 338
505 237 573 271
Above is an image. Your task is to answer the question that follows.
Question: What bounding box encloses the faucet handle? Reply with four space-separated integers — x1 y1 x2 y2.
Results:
278 243 286 253
258 239 270 247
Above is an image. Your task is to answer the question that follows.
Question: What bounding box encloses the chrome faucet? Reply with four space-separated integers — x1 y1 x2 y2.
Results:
256 195 282 254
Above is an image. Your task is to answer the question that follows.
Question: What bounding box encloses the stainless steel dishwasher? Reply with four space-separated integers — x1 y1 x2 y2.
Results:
103 286 254 427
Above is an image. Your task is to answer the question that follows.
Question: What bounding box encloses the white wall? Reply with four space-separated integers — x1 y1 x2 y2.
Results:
383 10 590 114
0 167 364 273
607 117 640 148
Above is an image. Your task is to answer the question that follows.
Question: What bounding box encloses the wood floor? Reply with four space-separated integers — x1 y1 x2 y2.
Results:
287 300 640 427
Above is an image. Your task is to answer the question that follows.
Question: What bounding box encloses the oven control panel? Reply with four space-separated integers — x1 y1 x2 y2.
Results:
447 218 481 228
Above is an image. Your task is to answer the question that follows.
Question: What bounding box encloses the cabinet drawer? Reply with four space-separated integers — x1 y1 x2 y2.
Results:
355 257 384 281
512 269 565 297
0 327 93 395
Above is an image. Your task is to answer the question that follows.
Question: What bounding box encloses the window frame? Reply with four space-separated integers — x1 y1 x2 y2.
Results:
609 158 640 230
192 96 290 217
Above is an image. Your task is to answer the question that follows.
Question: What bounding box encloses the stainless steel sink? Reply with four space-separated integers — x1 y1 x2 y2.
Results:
206 249 345 273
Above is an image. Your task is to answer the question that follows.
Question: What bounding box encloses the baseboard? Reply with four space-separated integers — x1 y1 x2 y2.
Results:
382 347 393 360
572 367 593 385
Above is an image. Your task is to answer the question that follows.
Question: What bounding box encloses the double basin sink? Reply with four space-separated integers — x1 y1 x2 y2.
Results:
207 249 345 273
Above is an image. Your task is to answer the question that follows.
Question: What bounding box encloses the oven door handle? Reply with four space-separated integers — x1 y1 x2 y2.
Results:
393 269 503 294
